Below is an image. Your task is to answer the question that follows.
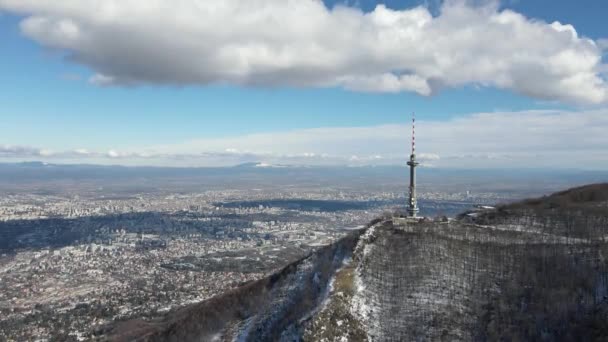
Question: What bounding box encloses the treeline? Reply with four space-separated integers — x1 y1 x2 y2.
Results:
469 183 608 241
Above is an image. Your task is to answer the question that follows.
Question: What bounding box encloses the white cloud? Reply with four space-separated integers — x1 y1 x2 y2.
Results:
73 148 90 155
38 149 54 157
0 0 606 104
418 153 440 161
151 109 608 167
89 73 115 86
0 145 46 157
106 150 120 158
2 109 608 168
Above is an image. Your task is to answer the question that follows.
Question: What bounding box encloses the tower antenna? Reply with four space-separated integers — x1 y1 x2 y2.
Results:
412 112 416 155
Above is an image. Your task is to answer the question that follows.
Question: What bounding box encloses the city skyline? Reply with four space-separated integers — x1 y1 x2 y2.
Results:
1 0 607 168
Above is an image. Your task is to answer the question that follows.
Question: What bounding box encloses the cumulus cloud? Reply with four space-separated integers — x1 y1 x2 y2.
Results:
3 109 608 168
0 0 606 104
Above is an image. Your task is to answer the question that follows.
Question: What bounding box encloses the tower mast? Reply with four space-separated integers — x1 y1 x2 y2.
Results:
406 112 419 217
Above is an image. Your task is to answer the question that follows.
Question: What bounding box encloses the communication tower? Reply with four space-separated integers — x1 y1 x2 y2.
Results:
406 113 419 217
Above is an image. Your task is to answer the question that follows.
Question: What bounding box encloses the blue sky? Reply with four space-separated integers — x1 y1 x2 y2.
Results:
0 0 607 168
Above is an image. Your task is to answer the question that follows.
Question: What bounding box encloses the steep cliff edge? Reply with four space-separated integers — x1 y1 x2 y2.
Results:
106 184 608 341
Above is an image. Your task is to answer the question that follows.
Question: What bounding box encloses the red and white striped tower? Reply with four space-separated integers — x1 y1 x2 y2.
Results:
412 112 416 154
406 112 419 217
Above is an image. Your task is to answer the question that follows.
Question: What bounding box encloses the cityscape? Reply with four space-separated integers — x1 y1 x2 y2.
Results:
0 162 562 340
1 0 607 340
